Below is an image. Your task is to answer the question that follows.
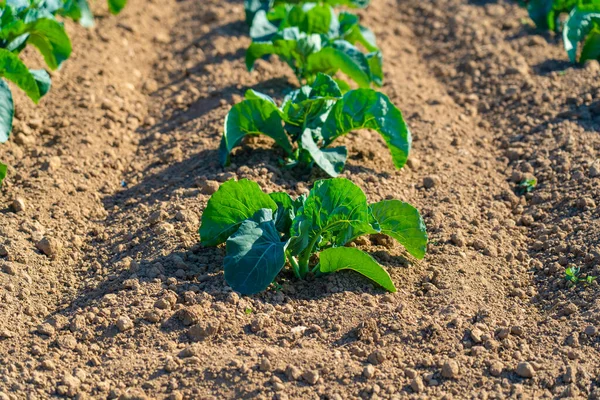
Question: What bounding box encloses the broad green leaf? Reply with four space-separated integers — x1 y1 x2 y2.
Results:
284 3 337 36
60 0 94 27
107 0 127 14
220 98 293 166
306 40 371 88
249 9 279 42
245 0 273 25
291 177 374 251
527 0 557 30
0 80 14 143
319 247 396 292
224 208 288 295
298 128 346 177
269 191 295 233
26 18 72 70
281 73 340 129
563 5 600 62
29 69 51 97
338 12 378 52
321 89 411 169
199 179 278 246
0 49 43 103
366 51 383 86
369 200 428 259
0 161 6 187
581 27 600 61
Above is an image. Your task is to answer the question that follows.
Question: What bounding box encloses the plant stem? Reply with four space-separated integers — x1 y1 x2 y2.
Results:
286 252 301 280
298 234 320 279
310 263 320 275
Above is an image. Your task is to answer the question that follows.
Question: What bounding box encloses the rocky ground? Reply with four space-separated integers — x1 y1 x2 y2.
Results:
0 0 599 398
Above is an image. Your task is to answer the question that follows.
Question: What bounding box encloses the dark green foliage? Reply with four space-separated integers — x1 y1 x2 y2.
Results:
220 73 411 177
200 177 428 295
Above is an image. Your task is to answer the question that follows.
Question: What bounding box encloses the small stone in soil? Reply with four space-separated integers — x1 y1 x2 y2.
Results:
116 316 134 332
441 360 459 379
515 362 534 378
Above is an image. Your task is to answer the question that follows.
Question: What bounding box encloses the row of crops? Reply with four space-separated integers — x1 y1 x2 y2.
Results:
198 0 429 295
0 0 127 185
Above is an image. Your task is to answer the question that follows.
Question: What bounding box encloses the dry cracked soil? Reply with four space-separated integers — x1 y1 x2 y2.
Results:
1 0 600 399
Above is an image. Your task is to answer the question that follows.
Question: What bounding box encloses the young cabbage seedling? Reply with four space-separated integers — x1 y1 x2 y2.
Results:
1 0 73 180
563 3 600 63
199 177 428 295
220 73 411 177
245 0 371 25
246 2 382 88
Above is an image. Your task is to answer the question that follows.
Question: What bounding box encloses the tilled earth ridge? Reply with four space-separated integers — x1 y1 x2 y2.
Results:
0 0 599 399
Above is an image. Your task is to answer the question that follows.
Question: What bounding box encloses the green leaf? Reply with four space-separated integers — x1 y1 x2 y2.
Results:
0 49 43 103
298 128 346 177
249 9 280 41
563 5 600 62
25 18 72 70
581 28 600 61
220 98 293 166
0 80 14 143
366 51 383 86
338 12 379 52
29 69 51 97
291 177 374 251
306 40 372 88
319 247 396 292
60 0 95 27
284 3 337 36
321 89 411 169
199 179 278 246
269 191 295 234
245 0 273 25
0 161 7 187
369 200 428 259
224 208 288 295
107 0 127 14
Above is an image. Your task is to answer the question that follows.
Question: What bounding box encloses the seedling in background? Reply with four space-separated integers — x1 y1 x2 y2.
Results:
516 177 537 195
220 73 411 177
565 266 597 285
523 0 579 31
246 2 382 88
199 177 428 295
563 4 600 63
245 0 370 24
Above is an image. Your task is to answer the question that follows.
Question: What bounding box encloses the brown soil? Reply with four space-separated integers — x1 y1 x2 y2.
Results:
1 0 599 398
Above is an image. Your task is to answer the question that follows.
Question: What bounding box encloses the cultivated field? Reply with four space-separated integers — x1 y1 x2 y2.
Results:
1 0 599 398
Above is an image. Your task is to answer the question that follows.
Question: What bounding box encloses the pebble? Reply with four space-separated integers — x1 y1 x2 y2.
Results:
11 198 25 213
489 361 503 377
285 365 302 381
259 358 272 372
36 237 62 258
515 362 535 378
116 316 134 332
584 325 597 336
441 360 459 379
410 377 424 393
590 161 600 178
450 232 465 247
470 327 484 343
197 179 220 195
302 370 319 385
367 350 386 365
37 323 55 336
363 365 376 379
423 175 441 189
